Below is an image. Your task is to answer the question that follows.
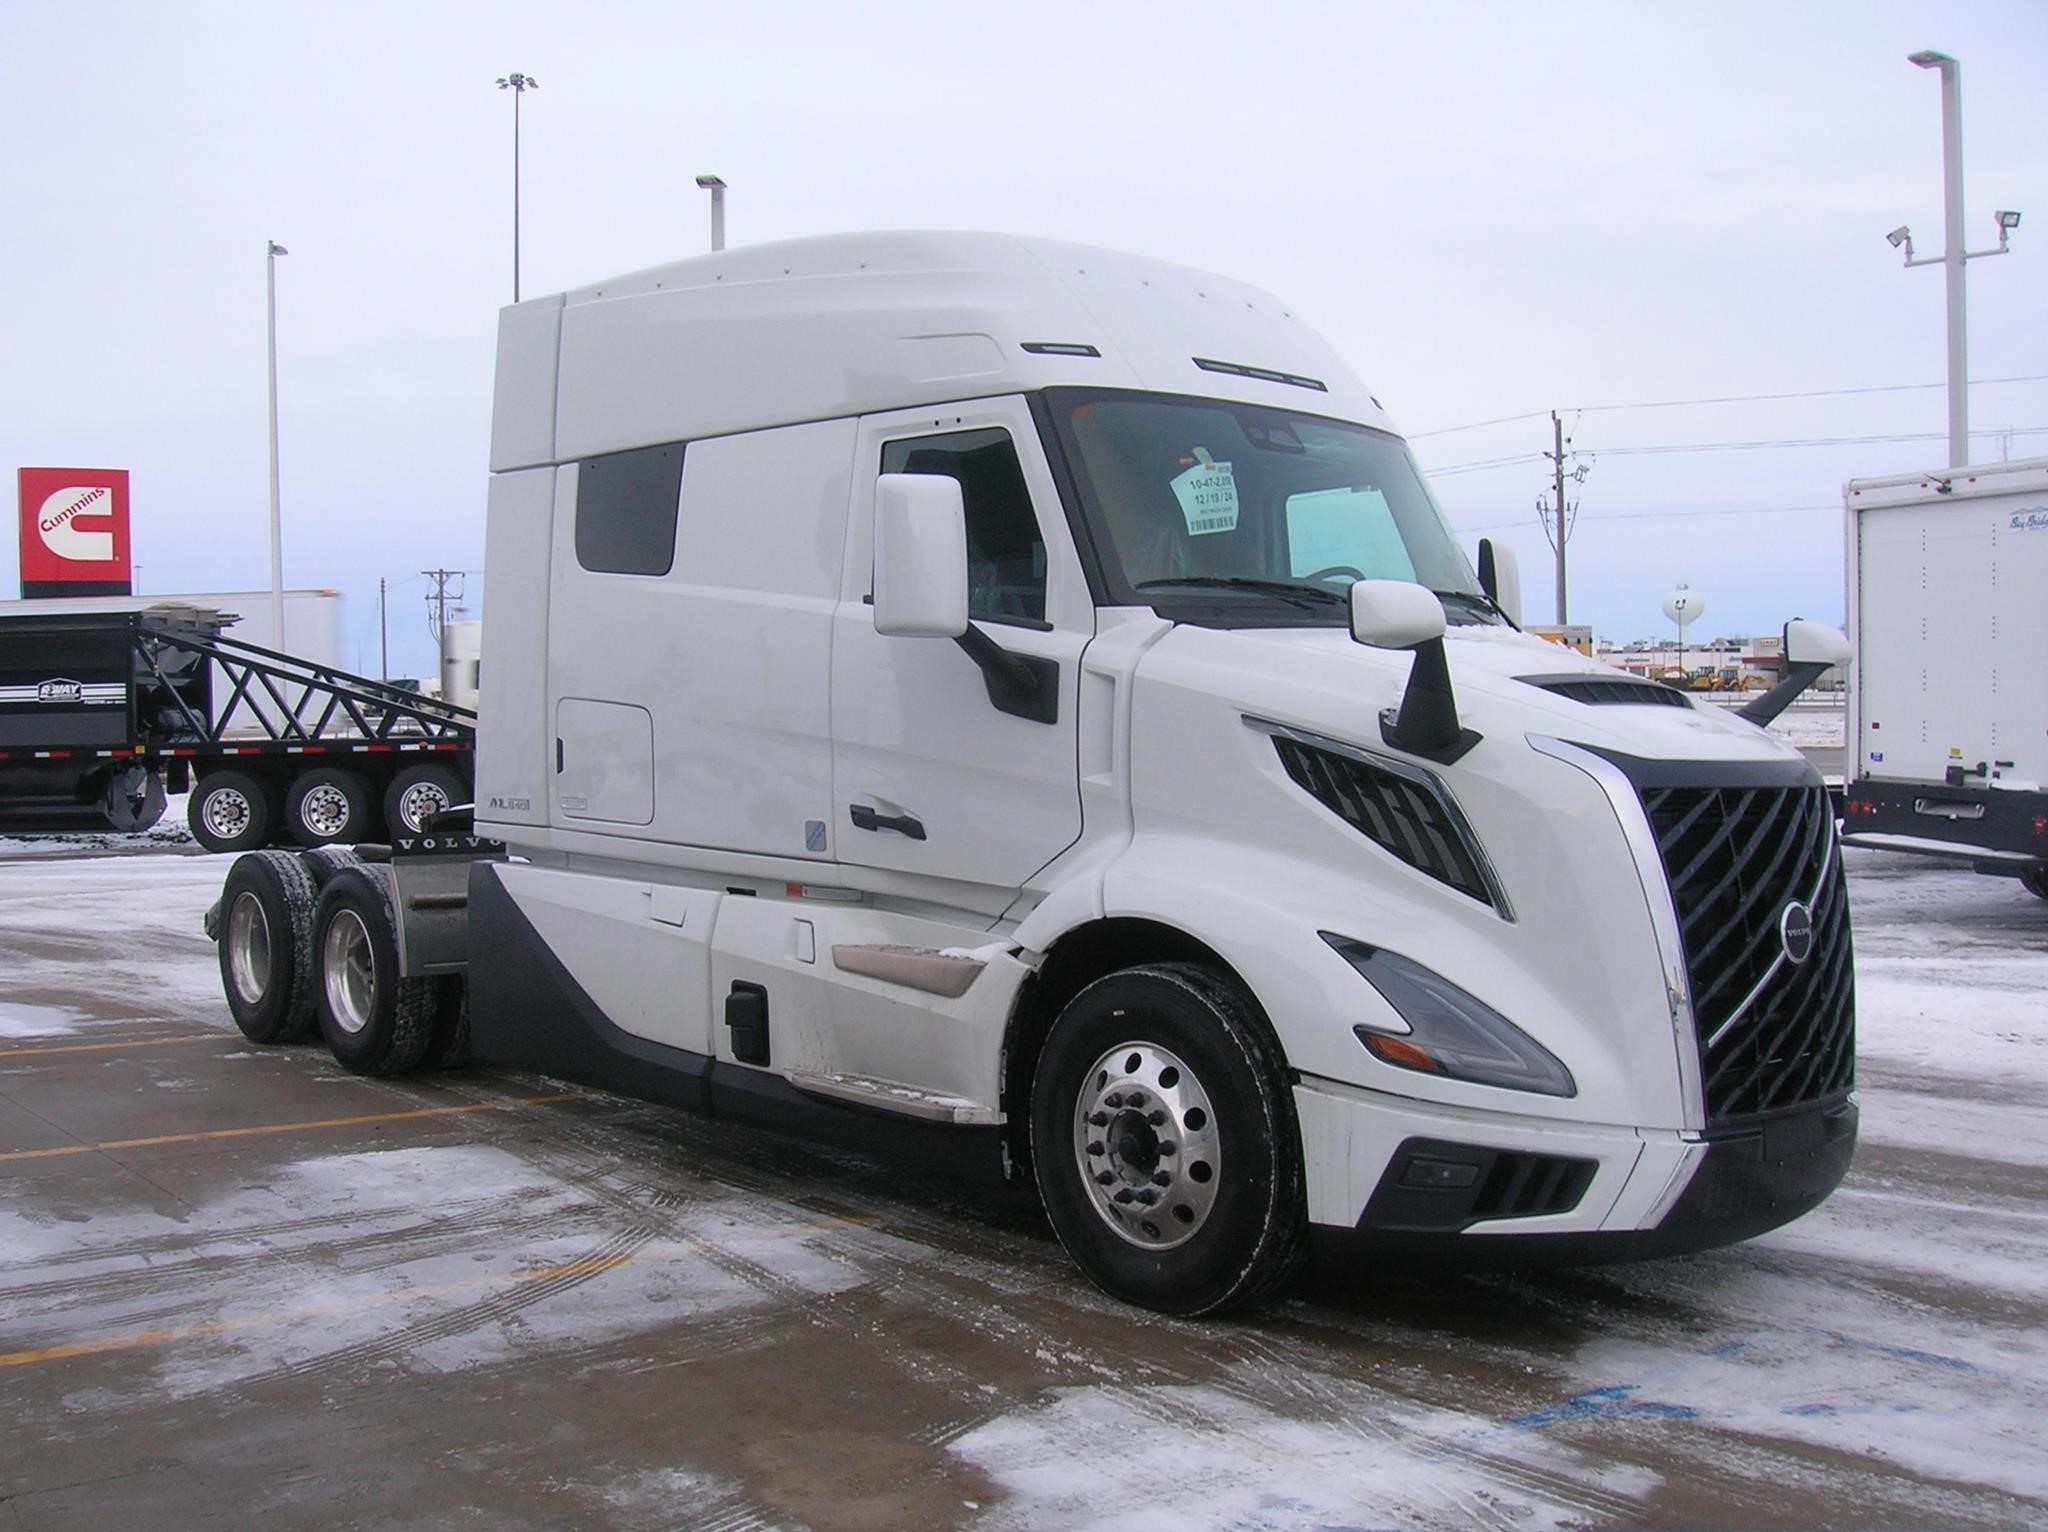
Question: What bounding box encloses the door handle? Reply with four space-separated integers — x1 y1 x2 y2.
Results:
849 804 926 840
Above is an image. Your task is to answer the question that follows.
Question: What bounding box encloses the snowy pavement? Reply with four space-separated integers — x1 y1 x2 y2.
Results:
1 842 2043 1530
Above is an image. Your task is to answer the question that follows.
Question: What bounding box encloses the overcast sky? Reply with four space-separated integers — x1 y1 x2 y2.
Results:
3 1 2043 676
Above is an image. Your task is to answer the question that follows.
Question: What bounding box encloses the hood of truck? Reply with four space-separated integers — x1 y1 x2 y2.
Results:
1112 620 1812 1131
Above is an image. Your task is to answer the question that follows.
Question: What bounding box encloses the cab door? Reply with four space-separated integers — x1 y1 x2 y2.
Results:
830 397 1092 906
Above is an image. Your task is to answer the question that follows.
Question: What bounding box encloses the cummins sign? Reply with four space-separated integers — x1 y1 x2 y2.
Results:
17 467 133 598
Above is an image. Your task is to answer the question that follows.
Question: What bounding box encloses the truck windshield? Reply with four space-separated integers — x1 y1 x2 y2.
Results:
1045 389 1489 622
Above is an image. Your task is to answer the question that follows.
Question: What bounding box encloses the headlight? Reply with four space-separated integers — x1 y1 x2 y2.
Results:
1320 932 1576 1098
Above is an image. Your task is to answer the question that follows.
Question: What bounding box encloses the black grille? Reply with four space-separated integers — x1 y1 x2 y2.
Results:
1520 674 1692 708
1274 737 1494 908
1641 783 1855 1124
1474 1152 1597 1220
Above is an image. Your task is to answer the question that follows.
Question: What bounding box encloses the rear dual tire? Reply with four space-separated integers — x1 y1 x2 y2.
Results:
313 865 441 1076
217 850 319 1043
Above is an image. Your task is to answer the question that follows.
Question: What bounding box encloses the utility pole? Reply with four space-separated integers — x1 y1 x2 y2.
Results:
1537 411 1590 625
378 577 389 681
423 568 463 644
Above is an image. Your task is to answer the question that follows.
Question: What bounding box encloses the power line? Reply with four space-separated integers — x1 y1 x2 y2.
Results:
1456 502 1836 534
1423 423 2048 475
1408 372 2048 439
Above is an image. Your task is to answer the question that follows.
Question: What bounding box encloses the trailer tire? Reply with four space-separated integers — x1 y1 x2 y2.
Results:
189 770 278 855
312 864 436 1076
2021 863 2048 902
286 767 376 848
384 763 468 838
1029 963 1306 1317
216 850 319 1044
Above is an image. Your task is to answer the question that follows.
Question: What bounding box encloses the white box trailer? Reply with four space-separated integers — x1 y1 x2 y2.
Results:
1841 458 2048 898
207 232 1858 1315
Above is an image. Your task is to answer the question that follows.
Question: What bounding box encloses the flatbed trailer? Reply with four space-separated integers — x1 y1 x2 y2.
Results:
0 606 475 848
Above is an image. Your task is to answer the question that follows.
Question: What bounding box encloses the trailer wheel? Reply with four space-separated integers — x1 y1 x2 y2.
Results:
312 864 436 1076
1029 963 1306 1317
2021 863 2048 903
189 770 278 855
384 762 467 838
216 850 319 1044
286 767 375 848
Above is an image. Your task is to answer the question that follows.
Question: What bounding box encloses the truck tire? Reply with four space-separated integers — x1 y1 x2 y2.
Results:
216 850 319 1044
384 762 467 838
311 864 437 1076
286 767 376 848
1029 963 1306 1317
301 844 363 889
189 770 278 855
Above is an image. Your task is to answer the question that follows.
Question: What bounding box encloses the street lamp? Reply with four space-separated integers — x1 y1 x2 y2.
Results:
1888 50 2022 468
695 174 726 252
265 240 288 651
496 72 538 300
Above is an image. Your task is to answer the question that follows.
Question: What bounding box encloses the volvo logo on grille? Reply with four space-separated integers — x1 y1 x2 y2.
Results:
1780 900 1815 965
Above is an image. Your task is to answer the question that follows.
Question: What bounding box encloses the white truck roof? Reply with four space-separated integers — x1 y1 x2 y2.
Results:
491 231 1393 471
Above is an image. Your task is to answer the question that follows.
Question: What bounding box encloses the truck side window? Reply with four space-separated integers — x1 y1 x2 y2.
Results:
576 442 684 576
882 429 1047 624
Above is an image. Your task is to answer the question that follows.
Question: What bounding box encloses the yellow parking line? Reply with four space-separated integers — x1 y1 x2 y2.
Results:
0 1253 639 1369
0 1035 219 1060
0 1094 582 1165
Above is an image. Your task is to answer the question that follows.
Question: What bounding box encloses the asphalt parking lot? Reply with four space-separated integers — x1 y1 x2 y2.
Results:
2 840 2045 1531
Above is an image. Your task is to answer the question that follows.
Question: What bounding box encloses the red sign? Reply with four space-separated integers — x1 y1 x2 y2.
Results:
18 467 132 597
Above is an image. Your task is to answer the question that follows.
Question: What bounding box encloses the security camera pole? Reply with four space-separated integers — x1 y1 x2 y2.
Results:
1891 51 2021 468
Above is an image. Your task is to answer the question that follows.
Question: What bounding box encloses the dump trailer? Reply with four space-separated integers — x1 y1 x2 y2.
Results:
1840 457 2048 899
0 605 475 847
210 231 1859 1317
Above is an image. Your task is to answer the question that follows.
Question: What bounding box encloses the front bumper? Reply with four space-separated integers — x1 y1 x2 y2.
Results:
1294 1075 1856 1271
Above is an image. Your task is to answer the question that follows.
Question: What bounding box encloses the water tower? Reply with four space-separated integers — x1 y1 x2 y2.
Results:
1661 584 1706 667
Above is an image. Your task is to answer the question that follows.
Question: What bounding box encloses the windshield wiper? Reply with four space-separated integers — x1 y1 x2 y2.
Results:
1432 588 1513 626
1134 576 1347 610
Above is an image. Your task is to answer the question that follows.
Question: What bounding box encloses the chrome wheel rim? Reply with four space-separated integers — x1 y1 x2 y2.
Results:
203 788 252 840
301 784 351 838
396 781 451 833
1072 1040 1221 1250
225 891 271 1007
321 909 376 1036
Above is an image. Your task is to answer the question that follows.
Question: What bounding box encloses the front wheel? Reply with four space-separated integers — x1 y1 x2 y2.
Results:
1030 963 1306 1317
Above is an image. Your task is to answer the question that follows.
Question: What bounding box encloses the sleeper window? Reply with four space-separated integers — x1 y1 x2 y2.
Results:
881 429 1047 623
577 442 684 576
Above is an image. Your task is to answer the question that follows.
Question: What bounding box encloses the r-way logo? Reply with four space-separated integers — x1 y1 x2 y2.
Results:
37 678 84 704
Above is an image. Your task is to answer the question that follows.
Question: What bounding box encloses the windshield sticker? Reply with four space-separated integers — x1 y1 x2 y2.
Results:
1172 449 1239 536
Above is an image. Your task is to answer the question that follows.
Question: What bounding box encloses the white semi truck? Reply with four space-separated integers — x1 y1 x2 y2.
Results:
1840 458 2048 899
209 233 1857 1315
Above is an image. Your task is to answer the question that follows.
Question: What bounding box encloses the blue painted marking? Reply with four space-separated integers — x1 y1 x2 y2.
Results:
1508 1384 1703 1431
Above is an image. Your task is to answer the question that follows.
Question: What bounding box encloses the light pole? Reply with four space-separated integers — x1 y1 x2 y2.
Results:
265 240 288 651
695 174 726 252
496 72 538 300
1888 51 2022 468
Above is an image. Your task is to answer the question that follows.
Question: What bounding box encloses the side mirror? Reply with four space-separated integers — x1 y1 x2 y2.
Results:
1349 579 1446 650
1477 538 1523 627
1784 619 1850 669
1738 618 1852 727
873 473 969 638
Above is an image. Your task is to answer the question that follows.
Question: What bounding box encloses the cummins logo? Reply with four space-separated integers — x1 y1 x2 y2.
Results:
37 678 84 704
36 486 116 561
1779 900 1815 965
